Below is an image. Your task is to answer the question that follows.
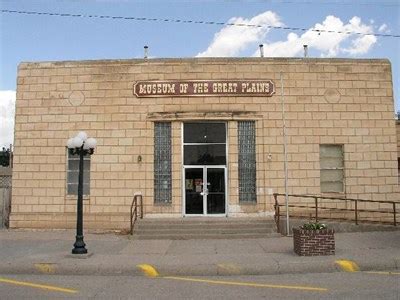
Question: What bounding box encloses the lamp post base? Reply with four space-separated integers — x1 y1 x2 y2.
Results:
72 235 87 254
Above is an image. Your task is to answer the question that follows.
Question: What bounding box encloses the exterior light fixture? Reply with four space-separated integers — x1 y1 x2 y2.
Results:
66 131 97 254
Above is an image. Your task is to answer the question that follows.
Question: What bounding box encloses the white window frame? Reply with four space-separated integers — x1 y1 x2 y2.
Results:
320 144 344 193
66 151 91 196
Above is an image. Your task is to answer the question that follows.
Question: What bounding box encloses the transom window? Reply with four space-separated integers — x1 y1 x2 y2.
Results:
183 122 226 166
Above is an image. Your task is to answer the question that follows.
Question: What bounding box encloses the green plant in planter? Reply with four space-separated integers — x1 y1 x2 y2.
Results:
293 222 335 256
301 222 327 230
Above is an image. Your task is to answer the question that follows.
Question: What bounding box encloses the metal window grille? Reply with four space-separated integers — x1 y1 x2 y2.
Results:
398 158 400 184
154 122 172 203
238 121 257 202
320 144 344 193
67 152 90 196
0 175 12 228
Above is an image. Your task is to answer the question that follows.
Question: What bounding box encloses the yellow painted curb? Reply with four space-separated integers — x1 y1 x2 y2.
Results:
335 259 360 272
217 263 241 275
137 264 159 277
34 263 56 274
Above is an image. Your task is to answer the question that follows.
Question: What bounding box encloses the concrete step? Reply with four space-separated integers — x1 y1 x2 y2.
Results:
136 227 277 235
137 217 274 221
132 217 278 240
131 232 281 240
137 218 275 225
136 223 274 230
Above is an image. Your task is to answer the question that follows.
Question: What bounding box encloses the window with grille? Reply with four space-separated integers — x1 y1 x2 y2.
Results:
67 152 90 196
398 158 400 184
238 121 257 202
154 122 172 203
320 144 344 193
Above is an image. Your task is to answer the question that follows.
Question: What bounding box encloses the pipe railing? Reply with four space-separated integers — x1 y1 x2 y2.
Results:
130 193 143 235
273 193 397 234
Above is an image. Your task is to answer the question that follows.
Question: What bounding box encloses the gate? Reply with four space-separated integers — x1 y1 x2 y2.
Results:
0 169 12 228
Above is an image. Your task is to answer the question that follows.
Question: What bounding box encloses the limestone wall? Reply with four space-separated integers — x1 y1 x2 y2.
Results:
10 58 399 229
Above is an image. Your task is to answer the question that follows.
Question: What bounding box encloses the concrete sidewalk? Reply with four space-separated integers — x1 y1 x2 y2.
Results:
0 229 399 276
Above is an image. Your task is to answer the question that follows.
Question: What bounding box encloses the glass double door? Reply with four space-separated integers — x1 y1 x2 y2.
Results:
184 166 226 215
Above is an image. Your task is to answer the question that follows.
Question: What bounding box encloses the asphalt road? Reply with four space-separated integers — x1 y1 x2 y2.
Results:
1 271 399 299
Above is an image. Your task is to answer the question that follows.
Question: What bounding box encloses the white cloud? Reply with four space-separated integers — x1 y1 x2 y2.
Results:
378 23 390 33
378 23 387 32
342 34 377 55
258 15 378 58
0 90 16 148
196 11 283 57
342 17 377 55
197 11 383 59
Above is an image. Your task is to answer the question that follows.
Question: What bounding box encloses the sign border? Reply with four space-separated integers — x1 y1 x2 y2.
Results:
133 79 276 98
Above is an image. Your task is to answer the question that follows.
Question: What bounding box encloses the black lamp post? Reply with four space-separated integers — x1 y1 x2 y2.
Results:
67 132 97 254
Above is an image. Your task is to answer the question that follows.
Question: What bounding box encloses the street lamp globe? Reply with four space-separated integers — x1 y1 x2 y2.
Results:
83 137 97 150
77 131 88 142
72 136 84 149
67 138 75 149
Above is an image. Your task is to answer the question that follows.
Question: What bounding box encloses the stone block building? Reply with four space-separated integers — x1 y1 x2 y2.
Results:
10 57 400 229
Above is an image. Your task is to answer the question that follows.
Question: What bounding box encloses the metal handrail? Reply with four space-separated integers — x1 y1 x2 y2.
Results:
273 193 398 233
130 193 143 235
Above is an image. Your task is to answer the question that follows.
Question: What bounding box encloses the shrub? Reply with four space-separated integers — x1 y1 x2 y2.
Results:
301 222 327 230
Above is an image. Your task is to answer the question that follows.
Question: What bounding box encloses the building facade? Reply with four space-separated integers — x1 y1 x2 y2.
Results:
10 58 399 229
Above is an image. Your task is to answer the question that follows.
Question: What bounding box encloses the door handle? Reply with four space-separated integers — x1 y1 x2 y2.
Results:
200 188 209 196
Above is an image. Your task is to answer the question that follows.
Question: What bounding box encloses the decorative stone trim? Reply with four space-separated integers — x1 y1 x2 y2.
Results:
147 111 263 121
293 227 335 256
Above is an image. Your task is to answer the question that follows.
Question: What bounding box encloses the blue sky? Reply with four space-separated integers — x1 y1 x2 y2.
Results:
1 0 399 147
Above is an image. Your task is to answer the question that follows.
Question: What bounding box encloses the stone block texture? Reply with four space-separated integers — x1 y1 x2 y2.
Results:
10 57 400 230
293 227 335 256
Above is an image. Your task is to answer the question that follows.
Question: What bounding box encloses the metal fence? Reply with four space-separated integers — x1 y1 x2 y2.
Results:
273 193 398 234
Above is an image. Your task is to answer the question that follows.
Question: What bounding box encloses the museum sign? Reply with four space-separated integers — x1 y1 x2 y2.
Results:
133 80 275 98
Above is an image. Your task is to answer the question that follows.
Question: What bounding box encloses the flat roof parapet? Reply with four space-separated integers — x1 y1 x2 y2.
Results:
18 57 392 70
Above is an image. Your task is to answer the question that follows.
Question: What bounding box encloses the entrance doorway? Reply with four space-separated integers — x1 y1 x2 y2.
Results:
183 122 227 216
184 166 226 215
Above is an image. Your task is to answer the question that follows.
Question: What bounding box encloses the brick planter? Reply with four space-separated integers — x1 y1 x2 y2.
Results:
293 227 335 256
